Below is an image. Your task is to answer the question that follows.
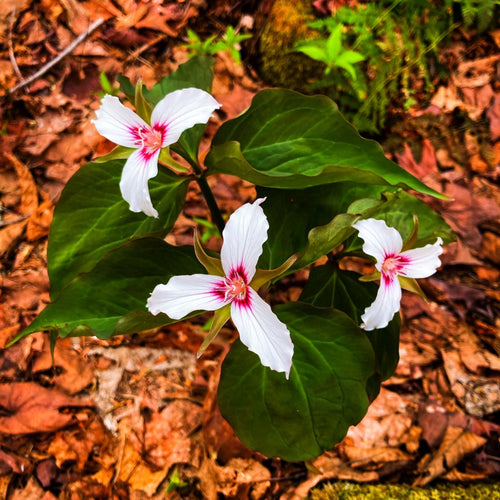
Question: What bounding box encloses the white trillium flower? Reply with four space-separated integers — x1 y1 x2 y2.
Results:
353 218 443 331
147 198 295 378
92 88 221 218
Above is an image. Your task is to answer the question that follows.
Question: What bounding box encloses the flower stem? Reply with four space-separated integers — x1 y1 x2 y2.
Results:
171 145 225 234
196 175 225 235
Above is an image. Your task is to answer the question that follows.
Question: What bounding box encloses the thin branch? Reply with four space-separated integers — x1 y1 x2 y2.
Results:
8 17 105 95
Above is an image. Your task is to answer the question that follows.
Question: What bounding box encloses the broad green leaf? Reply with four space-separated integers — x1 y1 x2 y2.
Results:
218 302 375 461
300 264 400 383
257 183 399 270
344 190 454 253
206 89 444 197
48 160 189 297
19 239 204 340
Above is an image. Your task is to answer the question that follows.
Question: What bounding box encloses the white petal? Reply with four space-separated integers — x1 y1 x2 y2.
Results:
151 88 221 147
220 198 268 283
119 148 160 218
353 218 403 270
399 238 443 279
361 277 401 331
92 95 147 148
147 274 229 319
231 288 294 378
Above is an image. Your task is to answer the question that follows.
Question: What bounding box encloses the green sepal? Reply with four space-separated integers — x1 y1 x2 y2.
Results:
194 230 224 276
399 276 427 301
134 78 152 122
198 305 231 358
402 214 419 252
250 254 298 291
359 271 381 282
93 145 135 163
158 148 190 174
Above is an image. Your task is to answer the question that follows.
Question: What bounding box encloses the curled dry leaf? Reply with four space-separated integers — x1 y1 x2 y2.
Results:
0 382 93 434
414 426 486 486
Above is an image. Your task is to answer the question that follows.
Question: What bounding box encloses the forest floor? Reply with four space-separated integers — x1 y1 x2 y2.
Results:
1 1 500 499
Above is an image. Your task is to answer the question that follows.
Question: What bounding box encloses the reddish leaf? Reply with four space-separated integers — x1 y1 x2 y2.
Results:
0 382 93 434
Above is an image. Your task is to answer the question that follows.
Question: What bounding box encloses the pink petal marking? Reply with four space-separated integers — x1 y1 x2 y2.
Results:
381 252 411 283
129 123 168 162
211 264 252 309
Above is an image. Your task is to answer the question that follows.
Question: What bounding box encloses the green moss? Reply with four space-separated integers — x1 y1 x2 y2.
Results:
258 0 324 92
310 482 500 500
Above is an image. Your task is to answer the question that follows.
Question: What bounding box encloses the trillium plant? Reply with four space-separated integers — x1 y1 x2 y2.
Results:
15 57 453 461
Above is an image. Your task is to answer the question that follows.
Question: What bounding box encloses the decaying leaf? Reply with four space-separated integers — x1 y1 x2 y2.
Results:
414 426 486 486
0 382 93 434
31 337 95 395
442 348 500 417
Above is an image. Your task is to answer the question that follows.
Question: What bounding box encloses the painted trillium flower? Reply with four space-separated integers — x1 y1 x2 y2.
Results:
147 199 295 377
92 88 221 218
353 218 443 331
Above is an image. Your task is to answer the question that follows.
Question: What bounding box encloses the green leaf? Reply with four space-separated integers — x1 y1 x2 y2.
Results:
47 160 189 297
294 43 328 64
218 302 375 461
300 264 400 383
336 50 365 65
257 183 399 270
326 25 342 60
206 89 444 198
345 190 454 253
18 239 204 340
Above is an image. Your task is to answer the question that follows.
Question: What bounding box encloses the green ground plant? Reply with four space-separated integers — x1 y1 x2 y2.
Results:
295 0 499 133
184 25 251 64
310 481 500 500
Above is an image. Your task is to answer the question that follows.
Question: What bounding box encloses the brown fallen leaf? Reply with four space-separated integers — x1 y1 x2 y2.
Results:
395 139 439 180
340 444 413 470
281 452 379 500
5 152 38 214
26 198 54 241
0 382 93 434
414 426 486 486
0 447 32 475
48 417 108 470
198 456 271 500
31 337 95 395
9 475 57 500
0 152 40 256
144 399 203 469
441 348 500 417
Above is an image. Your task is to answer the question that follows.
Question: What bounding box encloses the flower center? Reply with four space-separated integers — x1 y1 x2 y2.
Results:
381 254 409 282
136 126 163 152
224 273 248 302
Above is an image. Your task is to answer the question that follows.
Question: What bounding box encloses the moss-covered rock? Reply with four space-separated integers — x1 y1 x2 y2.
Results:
258 0 324 92
310 481 500 500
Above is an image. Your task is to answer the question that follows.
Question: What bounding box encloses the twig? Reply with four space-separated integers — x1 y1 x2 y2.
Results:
8 17 105 95
125 33 167 64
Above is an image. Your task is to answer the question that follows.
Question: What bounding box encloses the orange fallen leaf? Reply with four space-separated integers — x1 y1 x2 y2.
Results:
0 382 93 434
31 337 95 395
5 152 38 215
26 199 54 241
